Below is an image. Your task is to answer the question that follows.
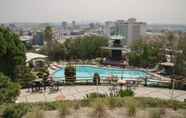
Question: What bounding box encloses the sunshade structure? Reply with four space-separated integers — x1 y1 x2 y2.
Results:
160 62 175 67
26 52 47 62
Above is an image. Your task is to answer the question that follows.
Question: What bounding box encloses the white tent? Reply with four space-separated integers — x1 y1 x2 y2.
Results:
26 52 47 62
160 62 174 67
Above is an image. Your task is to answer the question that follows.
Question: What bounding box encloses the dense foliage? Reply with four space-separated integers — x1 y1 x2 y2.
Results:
118 89 135 97
44 26 54 56
0 73 20 104
175 36 186 76
93 73 101 85
2 104 29 118
14 65 36 87
65 64 76 82
40 35 109 61
0 27 26 80
128 39 163 67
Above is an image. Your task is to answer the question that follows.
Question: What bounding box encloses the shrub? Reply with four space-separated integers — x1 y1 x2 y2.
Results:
127 101 137 117
159 108 166 116
2 104 29 118
91 99 107 118
73 101 81 110
25 109 43 118
182 110 186 118
80 99 90 107
64 64 76 83
93 73 100 85
44 102 57 110
149 108 164 118
0 73 21 104
58 103 70 118
169 100 179 111
86 92 106 99
108 97 124 109
118 89 134 97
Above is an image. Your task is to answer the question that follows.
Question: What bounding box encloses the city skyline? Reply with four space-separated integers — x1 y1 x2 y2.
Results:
0 0 186 24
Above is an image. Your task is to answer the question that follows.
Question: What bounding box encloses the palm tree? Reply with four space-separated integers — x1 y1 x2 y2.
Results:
64 64 76 83
44 26 53 56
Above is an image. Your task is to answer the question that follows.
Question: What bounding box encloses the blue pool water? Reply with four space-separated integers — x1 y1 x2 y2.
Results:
53 66 149 81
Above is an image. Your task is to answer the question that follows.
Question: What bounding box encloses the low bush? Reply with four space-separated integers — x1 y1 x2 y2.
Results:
25 109 43 118
80 99 91 107
149 109 162 118
58 103 70 118
73 101 81 110
136 97 165 108
93 73 100 85
118 89 134 97
91 99 107 118
2 104 29 118
127 100 137 117
135 97 186 109
86 92 107 99
108 97 125 109
44 102 58 110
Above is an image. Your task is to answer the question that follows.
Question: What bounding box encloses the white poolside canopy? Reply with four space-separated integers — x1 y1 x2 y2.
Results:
160 62 175 67
26 52 48 62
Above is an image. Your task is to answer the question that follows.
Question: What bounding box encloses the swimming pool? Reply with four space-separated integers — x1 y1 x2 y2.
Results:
53 65 149 81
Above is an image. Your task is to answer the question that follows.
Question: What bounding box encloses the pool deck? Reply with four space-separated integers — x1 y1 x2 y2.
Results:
16 86 186 103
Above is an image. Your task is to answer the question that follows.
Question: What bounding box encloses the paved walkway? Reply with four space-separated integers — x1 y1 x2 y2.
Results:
16 86 186 103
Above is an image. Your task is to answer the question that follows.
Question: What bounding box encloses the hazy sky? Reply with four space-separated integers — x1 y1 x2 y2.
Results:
0 0 186 24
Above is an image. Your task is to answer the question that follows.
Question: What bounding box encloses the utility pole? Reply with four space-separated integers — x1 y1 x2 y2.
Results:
171 79 175 100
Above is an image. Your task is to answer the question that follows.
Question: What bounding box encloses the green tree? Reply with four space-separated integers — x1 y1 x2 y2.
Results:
175 36 186 76
3 104 29 118
63 36 108 59
0 27 26 80
41 35 109 60
14 65 36 87
44 26 53 51
40 42 65 61
0 73 20 104
65 64 76 83
129 39 162 67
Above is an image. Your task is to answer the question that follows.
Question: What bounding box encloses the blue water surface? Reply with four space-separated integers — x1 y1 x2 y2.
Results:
53 66 148 81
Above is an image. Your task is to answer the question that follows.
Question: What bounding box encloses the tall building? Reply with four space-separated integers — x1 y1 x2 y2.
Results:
62 21 68 30
72 20 76 29
53 28 63 41
33 32 44 45
104 18 146 46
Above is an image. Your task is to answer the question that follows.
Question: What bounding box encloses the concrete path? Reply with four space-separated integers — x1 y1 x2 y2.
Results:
16 86 186 103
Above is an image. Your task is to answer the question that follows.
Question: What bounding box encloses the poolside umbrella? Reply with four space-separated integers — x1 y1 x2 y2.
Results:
117 79 126 84
56 94 65 101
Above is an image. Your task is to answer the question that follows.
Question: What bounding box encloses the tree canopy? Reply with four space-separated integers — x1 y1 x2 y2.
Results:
40 35 109 60
44 26 53 50
175 36 186 76
128 39 163 67
0 73 20 104
0 27 26 80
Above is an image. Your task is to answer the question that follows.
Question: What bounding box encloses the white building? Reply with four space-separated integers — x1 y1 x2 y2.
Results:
53 28 64 41
104 18 146 46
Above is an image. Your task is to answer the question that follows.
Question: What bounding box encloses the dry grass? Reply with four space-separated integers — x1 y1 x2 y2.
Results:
149 108 166 118
73 101 81 110
127 101 137 117
91 99 108 118
58 103 70 118
25 109 43 118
